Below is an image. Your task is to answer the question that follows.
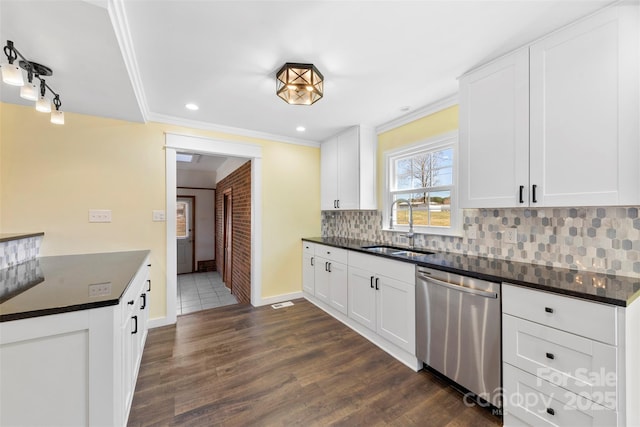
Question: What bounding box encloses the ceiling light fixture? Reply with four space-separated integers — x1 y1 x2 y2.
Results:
296 126 306 132
1 40 64 124
276 63 323 105
185 103 199 111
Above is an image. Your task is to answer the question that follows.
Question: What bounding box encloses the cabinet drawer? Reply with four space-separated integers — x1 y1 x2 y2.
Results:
121 263 149 324
502 284 617 345
503 314 617 409
315 244 348 264
302 242 315 255
348 251 414 284
503 364 617 427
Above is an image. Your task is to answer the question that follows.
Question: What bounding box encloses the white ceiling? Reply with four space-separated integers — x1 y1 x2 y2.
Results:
0 0 614 143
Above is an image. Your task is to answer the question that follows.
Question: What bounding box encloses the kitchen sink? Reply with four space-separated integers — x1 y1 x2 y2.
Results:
361 245 434 258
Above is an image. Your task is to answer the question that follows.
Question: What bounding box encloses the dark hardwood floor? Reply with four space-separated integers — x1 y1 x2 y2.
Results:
128 299 502 426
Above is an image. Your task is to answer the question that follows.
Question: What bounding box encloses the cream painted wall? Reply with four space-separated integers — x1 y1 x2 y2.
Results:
0 103 321 320
376 105 459 208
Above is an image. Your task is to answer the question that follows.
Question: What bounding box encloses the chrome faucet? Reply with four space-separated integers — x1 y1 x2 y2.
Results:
390 198 414 247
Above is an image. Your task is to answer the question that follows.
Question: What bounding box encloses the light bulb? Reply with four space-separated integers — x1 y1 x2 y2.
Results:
36 94 51 113
1 62 24 86
20 81 38 101
51 110 64 125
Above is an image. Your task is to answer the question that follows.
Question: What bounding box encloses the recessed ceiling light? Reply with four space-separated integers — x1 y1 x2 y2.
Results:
296 126 306 132
185 103 199 111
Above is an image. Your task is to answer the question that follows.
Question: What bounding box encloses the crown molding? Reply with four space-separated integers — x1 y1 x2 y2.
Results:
375 93 459 135
149 112 321 148
108 0 149 121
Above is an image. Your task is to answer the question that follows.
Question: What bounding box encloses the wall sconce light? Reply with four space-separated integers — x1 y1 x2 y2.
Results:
1 40 64 124
276 63 323 105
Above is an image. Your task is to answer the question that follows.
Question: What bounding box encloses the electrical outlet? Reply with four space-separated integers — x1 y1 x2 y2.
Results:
89 282 112 297
467 225 477 239
89 209 112 223
504 227 518 244
152 210 166 222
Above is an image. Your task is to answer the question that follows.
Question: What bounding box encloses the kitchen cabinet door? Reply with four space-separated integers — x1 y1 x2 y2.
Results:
302 252 315 294
320 137 338 210
347 266 377 332
459 48 530 208
335 126 360 210
529 3 639 206
313 257 331 304
328 261 348 315
377 275 415 354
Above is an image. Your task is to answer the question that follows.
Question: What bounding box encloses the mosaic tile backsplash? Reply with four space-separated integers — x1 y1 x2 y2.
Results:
0 236 43 270
321 207 640 278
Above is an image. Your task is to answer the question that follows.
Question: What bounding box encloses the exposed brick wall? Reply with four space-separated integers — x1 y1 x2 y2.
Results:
215 161 251 304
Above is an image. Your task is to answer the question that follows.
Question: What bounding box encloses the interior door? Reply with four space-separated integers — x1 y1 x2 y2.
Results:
176 196 195 274
222 190 232 289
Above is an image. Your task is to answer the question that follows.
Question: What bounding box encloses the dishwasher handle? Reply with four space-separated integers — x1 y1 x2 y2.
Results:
418 273 498 299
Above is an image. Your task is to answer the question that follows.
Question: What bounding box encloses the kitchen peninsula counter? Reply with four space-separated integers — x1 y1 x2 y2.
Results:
0 250 150 322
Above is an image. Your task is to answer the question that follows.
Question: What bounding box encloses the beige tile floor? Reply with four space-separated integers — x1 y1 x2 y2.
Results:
177 271 238 315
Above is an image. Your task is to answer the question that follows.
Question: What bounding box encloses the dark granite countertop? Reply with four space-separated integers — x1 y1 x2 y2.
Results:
0 250 150 322
303 237 640 307
0 232 44 243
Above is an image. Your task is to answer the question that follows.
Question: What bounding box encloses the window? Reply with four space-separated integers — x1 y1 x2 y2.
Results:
384 132 460 236
176 201 189 238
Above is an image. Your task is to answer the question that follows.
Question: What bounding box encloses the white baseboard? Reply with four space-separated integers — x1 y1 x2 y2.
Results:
148 316 175 329
256 291 304 307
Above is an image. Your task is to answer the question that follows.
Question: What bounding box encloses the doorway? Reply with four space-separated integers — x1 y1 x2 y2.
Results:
164 133 263 328
176 196 195 274
222 189 232 289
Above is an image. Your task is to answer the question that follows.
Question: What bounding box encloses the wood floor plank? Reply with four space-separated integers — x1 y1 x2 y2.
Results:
128 299 502 426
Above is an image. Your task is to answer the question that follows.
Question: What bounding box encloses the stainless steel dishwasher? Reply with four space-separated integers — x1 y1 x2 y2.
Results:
416 266 502 408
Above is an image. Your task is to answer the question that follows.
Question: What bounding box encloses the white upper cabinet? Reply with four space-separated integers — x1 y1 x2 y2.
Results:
460 2 639 208
459 49 530 208
321 125 377 210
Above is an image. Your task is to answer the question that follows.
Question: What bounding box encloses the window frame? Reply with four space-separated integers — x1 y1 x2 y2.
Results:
383 131 462 237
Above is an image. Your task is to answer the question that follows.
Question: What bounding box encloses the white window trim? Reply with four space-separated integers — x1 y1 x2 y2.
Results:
383 130 462 237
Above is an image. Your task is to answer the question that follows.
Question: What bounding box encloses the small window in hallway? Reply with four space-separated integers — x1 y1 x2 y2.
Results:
176 201 189 238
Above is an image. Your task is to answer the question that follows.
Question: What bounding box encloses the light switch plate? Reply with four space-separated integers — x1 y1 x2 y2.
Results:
89 209 112 223
152 210 166 222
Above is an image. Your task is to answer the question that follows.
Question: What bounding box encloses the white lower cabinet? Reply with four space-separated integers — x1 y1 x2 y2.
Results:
502 283 640 427
0 255 150 427
302 242 315 294
301 242 419 370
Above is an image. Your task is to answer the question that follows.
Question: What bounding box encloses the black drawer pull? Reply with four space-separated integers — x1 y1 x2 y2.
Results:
375 277 379 290
546 408 555 416
546 352 555 360
147 279 151 292
519 185 524 203
131 315 138 334
141 293 146 310
545 307 554 314
310 257 314 267
532 184 538 203
327 262 332 273
370 276 374 289
128 300 134 305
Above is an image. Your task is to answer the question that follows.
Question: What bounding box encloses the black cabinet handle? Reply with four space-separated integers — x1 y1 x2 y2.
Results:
333 200 337 209
325 262 328 272
131 315 138 334
310 257 314 267
147 279 151 292
337 200 340 208
519 185 524 203
532 184 538 203
546 408 555 416
141 293 146 310
327 262 332 273
147 264 151 267
545 307 554 314
370 276 374 289
546 352 555 360
128 300 134 305
375 277 379 290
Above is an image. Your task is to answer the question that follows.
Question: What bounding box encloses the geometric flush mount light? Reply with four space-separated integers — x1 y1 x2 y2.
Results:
1 40 64 124
276 63 323 105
